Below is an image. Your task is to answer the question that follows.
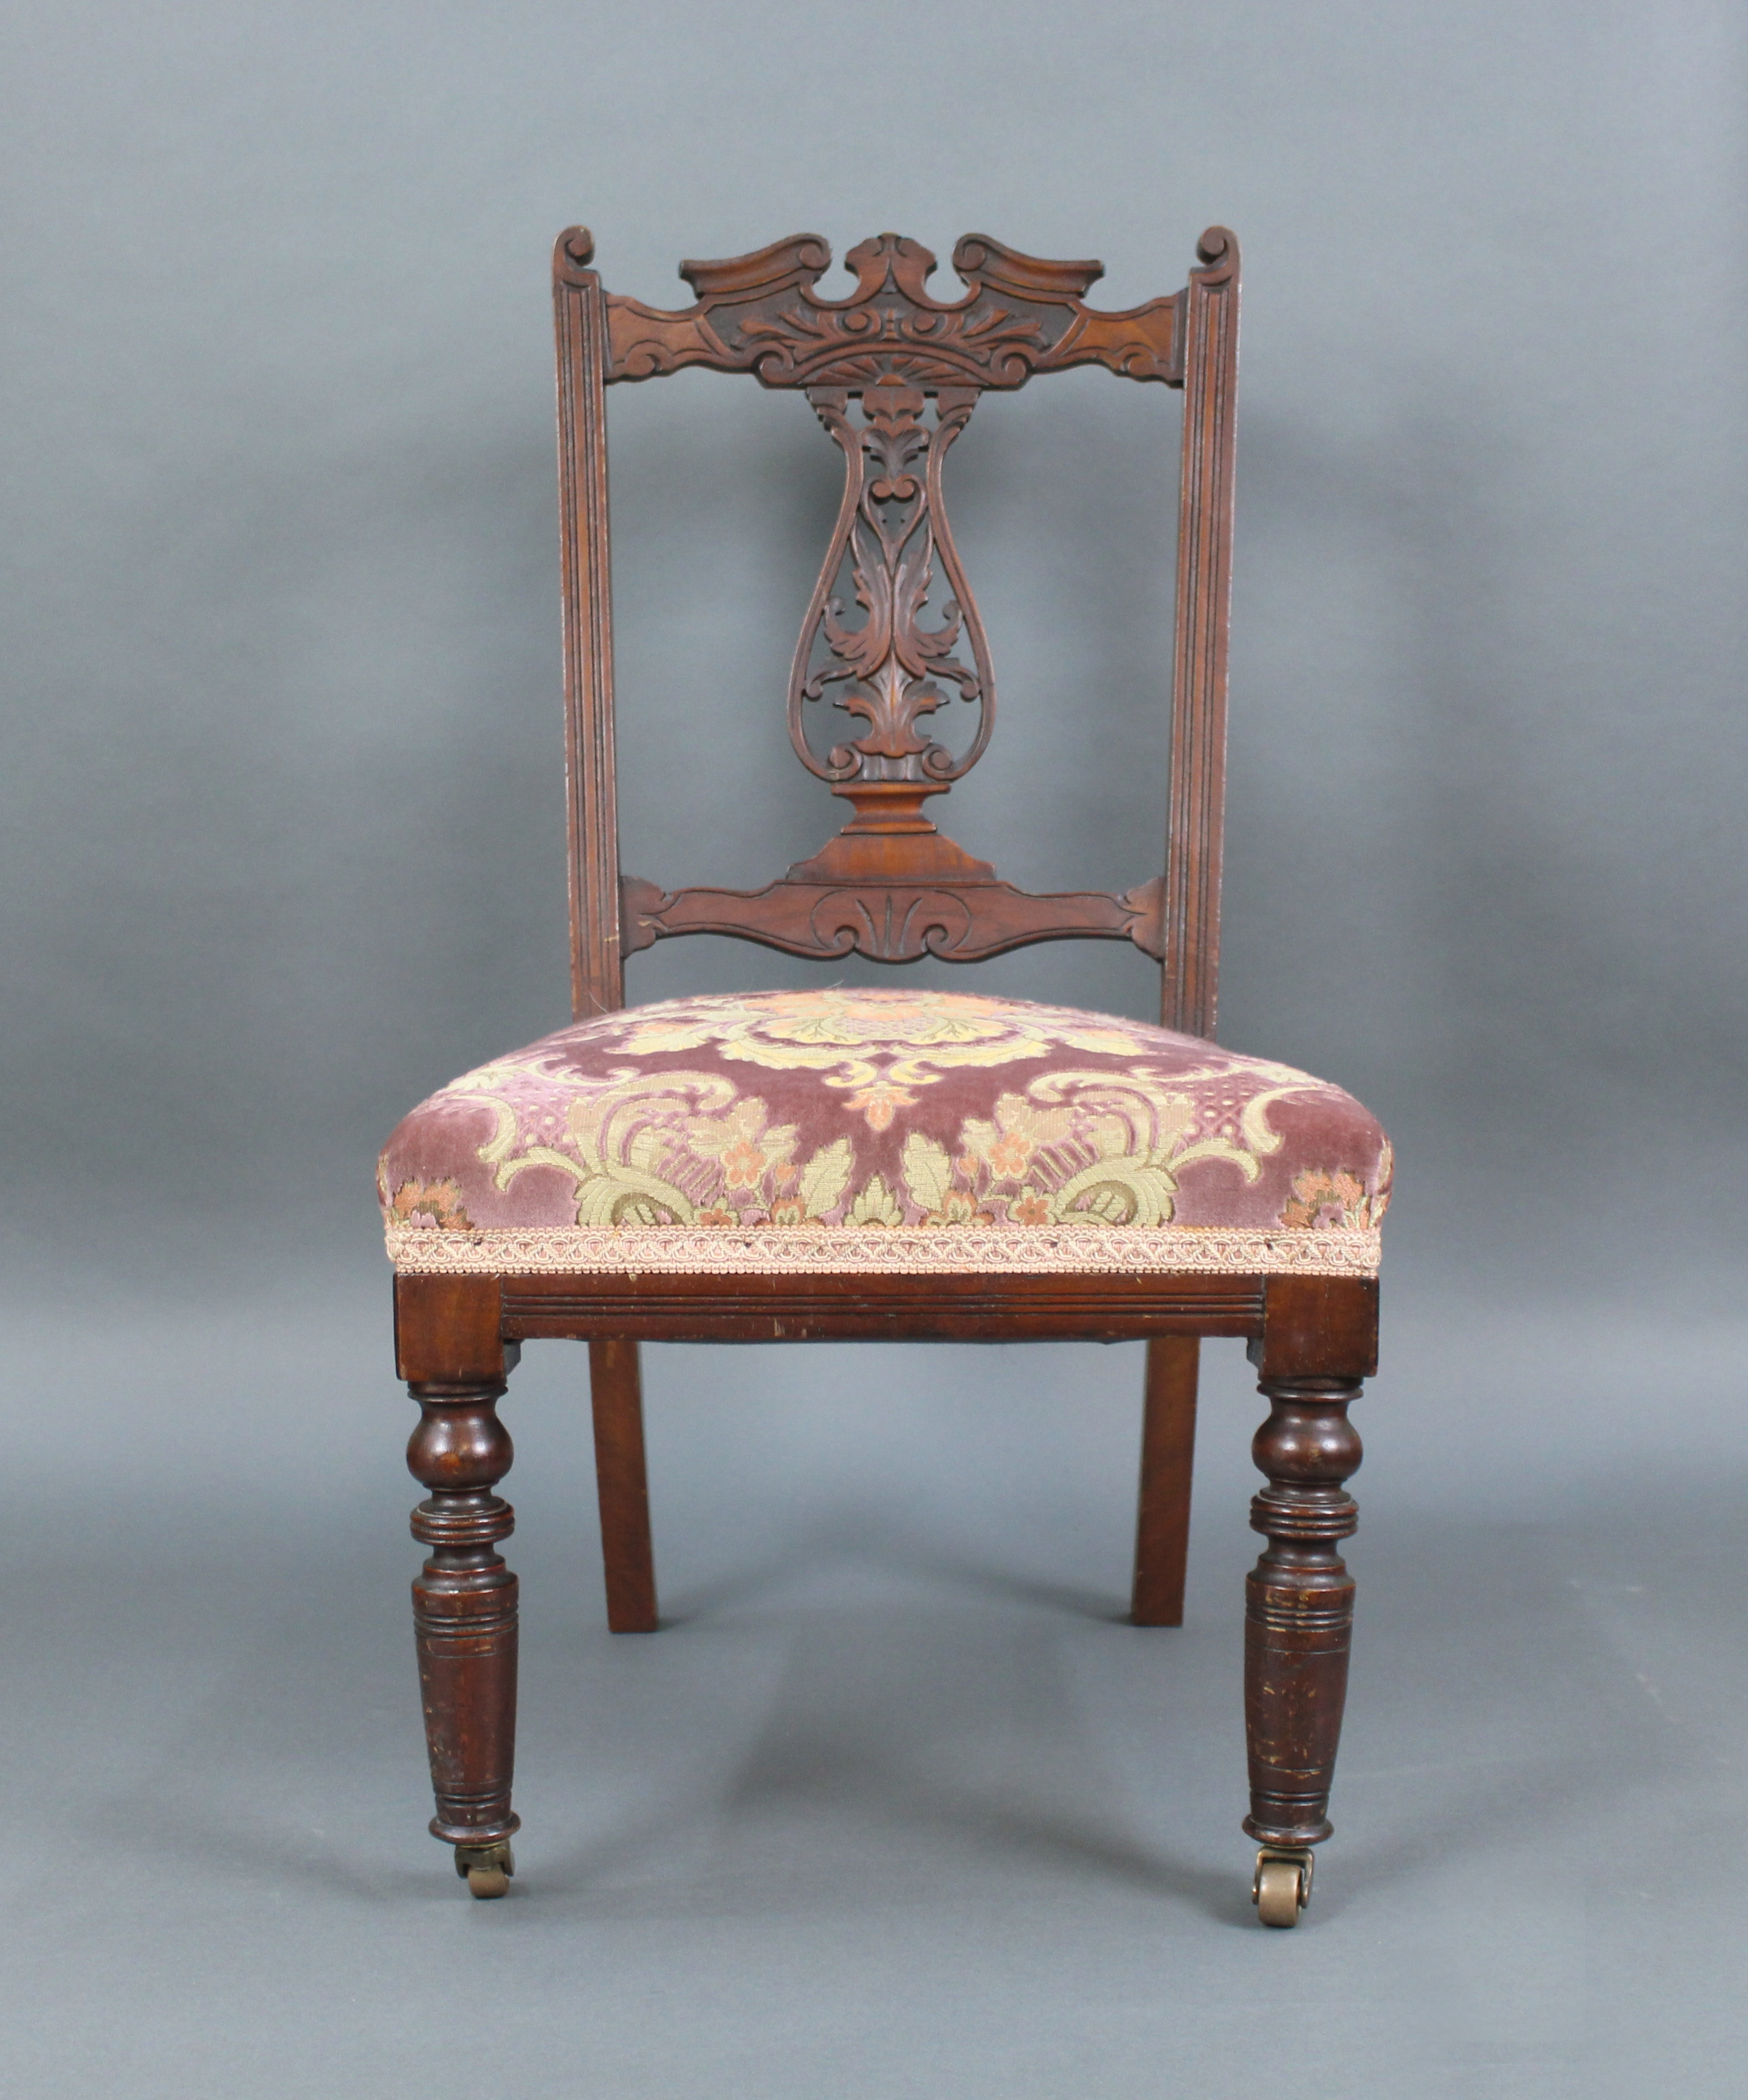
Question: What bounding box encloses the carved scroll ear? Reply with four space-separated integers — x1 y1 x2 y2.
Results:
677 234 832 301
554 225 597 285
951 236 1106 301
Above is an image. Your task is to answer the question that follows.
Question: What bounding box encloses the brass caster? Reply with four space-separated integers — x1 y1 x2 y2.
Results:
454 1841 515 1900
1252 1846 1313 1927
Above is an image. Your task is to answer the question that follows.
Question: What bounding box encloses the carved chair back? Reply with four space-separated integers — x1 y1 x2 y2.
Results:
553 226 1239 1034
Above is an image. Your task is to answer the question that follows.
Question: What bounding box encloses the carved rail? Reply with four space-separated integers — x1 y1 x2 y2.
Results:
621 871 1163 966
601 232 1183 393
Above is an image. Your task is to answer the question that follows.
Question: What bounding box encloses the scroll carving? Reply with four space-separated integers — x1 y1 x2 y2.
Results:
621 873 1165 967
603 232 1183 392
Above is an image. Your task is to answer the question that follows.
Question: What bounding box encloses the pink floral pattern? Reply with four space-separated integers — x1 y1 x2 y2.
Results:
380 989 1391 1274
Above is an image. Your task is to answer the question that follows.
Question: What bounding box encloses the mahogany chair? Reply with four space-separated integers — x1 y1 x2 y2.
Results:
379 224 1389 1926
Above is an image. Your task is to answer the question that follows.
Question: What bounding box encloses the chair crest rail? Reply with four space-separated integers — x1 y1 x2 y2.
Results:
577 230 1185 392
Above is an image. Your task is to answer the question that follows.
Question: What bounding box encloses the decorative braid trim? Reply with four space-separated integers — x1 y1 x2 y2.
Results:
385 1224 1382 1278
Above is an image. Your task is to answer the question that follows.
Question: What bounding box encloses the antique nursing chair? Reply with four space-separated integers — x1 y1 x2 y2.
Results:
379 224 1389 1926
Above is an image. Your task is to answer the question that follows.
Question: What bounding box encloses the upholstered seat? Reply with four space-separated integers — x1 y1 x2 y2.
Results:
380 987 1389 1278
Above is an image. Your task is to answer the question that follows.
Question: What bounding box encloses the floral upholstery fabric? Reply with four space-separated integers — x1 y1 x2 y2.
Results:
379 988 1391 1277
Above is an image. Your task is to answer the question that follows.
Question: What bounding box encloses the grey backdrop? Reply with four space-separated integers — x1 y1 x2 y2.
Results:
2 4 1744 2095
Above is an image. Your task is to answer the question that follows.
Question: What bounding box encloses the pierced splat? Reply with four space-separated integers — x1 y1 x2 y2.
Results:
554 225 1239 1007
791 380 991 800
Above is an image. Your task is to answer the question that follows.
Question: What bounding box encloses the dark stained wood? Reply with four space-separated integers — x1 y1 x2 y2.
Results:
600 232 1184 389
588 1340 658 1633
789 382 994 790
407 1379 520 1850
1161 228 1240 1038
1130 1336 1200 1626
621 870 1165 964
500 1269 1265 1344
394 1272 509 1387
1243 1376 1362 1849
1249 1272 1380 1382
385 222 1391 1906
553 227 626 1020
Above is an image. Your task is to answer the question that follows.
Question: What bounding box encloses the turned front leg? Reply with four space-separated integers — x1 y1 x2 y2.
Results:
408 1380 520 1888
1244 1377 1362 1852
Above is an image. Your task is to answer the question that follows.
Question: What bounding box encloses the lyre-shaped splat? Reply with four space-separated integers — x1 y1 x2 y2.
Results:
791 379 993 811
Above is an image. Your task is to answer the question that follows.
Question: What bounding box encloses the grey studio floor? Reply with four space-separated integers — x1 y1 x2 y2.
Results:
4 1273 1746 2099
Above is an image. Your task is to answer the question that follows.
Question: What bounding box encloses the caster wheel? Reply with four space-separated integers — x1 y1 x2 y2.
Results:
1252 1847 1313 1927
453 1841 515 1899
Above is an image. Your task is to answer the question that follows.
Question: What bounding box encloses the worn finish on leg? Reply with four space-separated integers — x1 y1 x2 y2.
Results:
1131 1335 1199 1625
408 1379 520 1850
1242 1376 1362 1848
589 1338 658 1633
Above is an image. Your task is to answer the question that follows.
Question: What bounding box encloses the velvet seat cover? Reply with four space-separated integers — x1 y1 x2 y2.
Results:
379 988 1391 1277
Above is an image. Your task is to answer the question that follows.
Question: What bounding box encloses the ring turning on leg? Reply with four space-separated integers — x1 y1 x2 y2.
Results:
408 1381 521 1889
1242 1376 1363 1922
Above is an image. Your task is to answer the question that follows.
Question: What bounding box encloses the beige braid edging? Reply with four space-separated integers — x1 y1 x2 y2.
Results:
385 1223 1382 1278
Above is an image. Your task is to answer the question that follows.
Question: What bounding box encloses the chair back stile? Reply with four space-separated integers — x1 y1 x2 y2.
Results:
551 225 1240 1034
553 233 627 1018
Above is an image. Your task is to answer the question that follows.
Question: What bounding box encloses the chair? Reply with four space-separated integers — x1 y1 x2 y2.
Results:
379 223 1389 1926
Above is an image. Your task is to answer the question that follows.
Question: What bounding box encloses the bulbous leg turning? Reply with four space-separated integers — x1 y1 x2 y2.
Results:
408 1380 520 1896
1244 1376 1362 1926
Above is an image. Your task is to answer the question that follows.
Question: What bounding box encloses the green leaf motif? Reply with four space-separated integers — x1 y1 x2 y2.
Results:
798 1137 854 1220
901 1131 954 1214
848 1174 904 1226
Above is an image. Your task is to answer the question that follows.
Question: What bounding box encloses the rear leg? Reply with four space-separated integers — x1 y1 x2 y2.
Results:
590 1338 658 1632
1131 1336 1199 1626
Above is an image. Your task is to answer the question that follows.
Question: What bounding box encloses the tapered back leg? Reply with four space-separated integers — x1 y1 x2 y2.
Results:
1131 1336 1200 1625
588 1338 658 1632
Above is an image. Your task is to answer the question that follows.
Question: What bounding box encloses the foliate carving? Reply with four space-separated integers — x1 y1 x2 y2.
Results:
602 232 1184 392
803 885 968 959
620 873 1165 966
791 380 990 786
